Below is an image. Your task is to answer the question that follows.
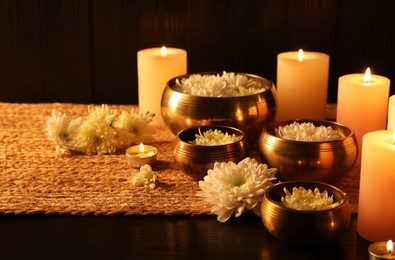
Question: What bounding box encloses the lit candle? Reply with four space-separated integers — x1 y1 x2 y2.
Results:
369 240 395 259
126 143 157 168
276 49 330 121
357 130 395 242
137 46 187 125
387 95 395 130
337 68 390 163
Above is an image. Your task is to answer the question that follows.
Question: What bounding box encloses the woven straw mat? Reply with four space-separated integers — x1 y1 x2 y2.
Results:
0 102 360 216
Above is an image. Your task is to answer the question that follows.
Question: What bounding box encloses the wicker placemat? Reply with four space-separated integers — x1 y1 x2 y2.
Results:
0 102 360 216
334 164 360 214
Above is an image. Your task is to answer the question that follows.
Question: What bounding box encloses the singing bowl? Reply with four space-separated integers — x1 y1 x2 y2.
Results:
161 72 277 143
258 120 358 184
174 125 249 180
261 181 351 245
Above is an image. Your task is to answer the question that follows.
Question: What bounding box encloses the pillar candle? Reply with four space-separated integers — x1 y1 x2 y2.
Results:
137 47 187 125
337 69 390 163
276 50 330 121
357 130 395 242
387 95 395 130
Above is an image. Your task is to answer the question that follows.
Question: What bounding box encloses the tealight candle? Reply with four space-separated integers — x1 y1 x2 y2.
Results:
369 240 395 260
276 49 330 121
337 68 390 163
126 143 157 168
357 130 395 242
137 46 187 125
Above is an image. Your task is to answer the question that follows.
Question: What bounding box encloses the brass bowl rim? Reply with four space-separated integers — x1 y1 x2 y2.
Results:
261 119 355 143
166 71 275 99
264 180 349 213
176 125 246 148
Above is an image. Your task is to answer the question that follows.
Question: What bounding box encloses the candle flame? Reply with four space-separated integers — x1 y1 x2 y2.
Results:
387 240 393 255
298 49 304 62
139 143 144 153
161 46 167 57
364 67 371 83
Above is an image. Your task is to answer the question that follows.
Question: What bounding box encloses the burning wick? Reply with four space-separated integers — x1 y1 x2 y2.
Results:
161 46 167 57
364 67 371 84
298 49 304 62
387 240 393 255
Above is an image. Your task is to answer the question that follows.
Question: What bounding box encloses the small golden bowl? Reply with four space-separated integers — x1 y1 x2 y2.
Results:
261 181 351 245
258 119 358 183
161 72 277 143
174 125 249 180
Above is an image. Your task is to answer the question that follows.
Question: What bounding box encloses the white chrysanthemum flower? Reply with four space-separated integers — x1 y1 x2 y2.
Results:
176 71 264 97
73 105 118 155
221 71 263 95
276 121 342 141
190 128 242 146
130 164 157 189
45 109 82 154
281 187 341 210
112 109 155 147
45 105 156 155
197 157 277 223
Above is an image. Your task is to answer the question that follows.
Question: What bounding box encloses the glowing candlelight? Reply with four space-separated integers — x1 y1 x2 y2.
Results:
276 50 329 120
139 143 145 153
368 240 395 259
388 240 393 255
364 67 371 83
161 46 167 56
298 49 304 62
137 46 187 125
126 143 157 168
337 67 390 163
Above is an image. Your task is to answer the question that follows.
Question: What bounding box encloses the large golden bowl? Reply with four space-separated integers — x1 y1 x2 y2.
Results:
161 72 277 143
174 125 249 180
261 181 351 245
258 119 358 184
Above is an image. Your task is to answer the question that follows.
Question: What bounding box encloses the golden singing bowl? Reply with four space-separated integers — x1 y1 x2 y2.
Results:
174 125 249 180
258 120 358 184
161 72 277 143
261 181 351 245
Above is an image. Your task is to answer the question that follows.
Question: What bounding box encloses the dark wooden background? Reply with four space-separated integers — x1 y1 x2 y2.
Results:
0 0 394 105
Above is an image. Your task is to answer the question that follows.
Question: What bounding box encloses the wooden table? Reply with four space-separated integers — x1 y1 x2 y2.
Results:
0 214 370 259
